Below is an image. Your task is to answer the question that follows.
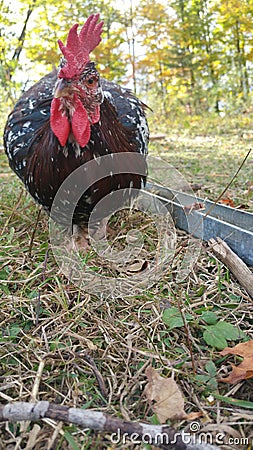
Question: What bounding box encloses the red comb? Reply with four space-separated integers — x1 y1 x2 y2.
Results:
58 14 103 79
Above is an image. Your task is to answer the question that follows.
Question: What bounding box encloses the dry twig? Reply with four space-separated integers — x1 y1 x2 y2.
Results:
209 237 253 299
0 401 221 450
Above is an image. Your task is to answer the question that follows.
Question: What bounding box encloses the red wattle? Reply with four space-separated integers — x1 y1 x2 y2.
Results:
91 105 100 124
50 98 70 146
71 98 91 147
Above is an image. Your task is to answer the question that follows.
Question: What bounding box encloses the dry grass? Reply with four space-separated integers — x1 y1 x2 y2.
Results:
1 115 253 450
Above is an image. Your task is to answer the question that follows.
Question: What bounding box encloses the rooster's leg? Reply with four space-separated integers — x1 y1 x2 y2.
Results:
71 225 90 251
71 218 114 252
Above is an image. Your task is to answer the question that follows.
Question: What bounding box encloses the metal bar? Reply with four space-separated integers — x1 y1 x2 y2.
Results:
147 183 252 230
145 182 253 266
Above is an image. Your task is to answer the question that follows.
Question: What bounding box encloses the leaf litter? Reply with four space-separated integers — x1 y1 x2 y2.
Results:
144 366 187 422
219 340 253 384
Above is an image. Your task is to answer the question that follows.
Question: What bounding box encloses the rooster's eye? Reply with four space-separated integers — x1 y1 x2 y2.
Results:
87 77 95 85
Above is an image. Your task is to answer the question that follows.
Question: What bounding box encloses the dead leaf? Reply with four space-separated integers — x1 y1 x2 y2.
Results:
126 260 148 273
220 340 253 358
144 366 187 423
220 198 235 207
219 340 253 384
220 360 253 384
186 411 203 421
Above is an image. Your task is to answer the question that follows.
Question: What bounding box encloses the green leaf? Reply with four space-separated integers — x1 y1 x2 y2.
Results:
214 321 242 340
207 378 218 390
203 329 227 349
149 414 161 425
195 285 205 297
200 311 218 325
63 431 80 450
162 307 193 330
202 321 242 349
9 327 21 337
0 269 9 280
205 360 217 378
0 283 10 294
163 338 173 348
0 326 21 343
195 375 211 383
195 373 218 390
213 394 253 410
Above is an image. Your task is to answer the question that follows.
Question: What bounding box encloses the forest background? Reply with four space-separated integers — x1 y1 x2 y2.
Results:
1 0 253 125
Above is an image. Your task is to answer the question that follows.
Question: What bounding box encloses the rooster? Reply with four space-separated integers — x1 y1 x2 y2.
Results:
4 14 149 246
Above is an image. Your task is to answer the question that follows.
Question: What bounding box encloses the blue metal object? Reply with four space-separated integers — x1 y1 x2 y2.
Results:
146 183 253 266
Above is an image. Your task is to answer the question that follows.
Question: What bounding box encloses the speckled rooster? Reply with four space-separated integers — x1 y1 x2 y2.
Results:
4 14 149 245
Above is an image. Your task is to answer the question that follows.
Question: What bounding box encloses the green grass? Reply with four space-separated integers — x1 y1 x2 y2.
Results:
0 114 253 449
148 112 253 210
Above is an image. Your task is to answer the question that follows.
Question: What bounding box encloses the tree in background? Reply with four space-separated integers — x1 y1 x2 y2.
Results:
0 0 253 122
0 0 36 106
136 0 253 115
217 0 253 102
135 0 170 111
24 0 128 82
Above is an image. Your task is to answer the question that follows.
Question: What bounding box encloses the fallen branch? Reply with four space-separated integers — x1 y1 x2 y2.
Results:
0 401 220 450
209 237 253 299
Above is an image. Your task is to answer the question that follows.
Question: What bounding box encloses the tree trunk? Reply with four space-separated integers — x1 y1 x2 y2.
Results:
234 19 249 99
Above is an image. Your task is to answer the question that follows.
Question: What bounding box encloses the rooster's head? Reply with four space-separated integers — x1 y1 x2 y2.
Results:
50 14 104 148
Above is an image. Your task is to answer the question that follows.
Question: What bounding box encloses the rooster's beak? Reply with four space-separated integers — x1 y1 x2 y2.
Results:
54 78 71 98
